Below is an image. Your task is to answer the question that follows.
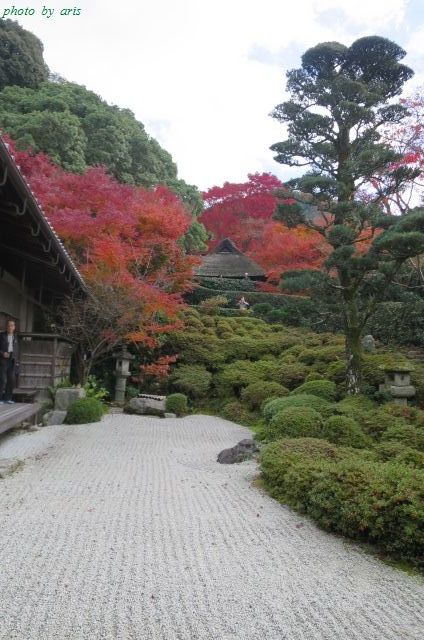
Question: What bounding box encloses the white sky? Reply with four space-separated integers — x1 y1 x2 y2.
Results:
8 0 424 189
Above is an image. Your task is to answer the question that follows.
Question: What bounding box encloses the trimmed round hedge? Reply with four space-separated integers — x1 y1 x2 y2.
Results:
268 407 323 440
381 423 424 451
374 442 424 469
166 393 188 416
65 397 104 424
241 381 288 411
262 394 333 424
171 364 212 398
260 438 424 567
291 379 337 401
321 415 370 449
222 400 253 425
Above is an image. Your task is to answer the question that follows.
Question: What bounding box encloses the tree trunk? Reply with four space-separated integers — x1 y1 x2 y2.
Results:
343 292 362 395
73 346 91 385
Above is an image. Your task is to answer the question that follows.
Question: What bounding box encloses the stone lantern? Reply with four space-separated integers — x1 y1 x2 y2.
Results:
379 366 416 406
113 347 135 404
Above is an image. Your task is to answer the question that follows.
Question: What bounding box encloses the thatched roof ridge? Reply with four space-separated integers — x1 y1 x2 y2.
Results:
196 238 266 280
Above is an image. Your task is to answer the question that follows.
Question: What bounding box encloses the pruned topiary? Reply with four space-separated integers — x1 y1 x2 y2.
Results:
291 379 337 401
268 407 323 440
262 394 333 424
165 393 188 416
65 397 105 424
241 381 288 410
321 415 370 449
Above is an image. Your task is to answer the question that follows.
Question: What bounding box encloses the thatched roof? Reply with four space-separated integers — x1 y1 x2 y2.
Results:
195 238 266 280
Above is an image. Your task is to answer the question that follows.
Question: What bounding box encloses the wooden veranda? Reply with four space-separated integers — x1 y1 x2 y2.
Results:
0 136 88 434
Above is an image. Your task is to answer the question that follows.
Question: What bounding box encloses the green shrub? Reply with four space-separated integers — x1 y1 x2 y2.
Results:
199 277 256 292
262 394 333 424
298 345 344 366
382 423 424 451
382 402 419 423
171 365 212 398
261 442 424 567
199 295 229 315
335 395 376 422
215 360 258 395
65 397 105 424
50 376 109 403
167 330 225 368
374 442 424 468
166 393 188 416
201 316 215 328
272 362 309 389
305 372 324 381
241 381 288 411
321 415 370 449
360 408 408 441
268 407 323 440
292 379 337 402
325 361 346 384
222 400 254 426
260 438 362 501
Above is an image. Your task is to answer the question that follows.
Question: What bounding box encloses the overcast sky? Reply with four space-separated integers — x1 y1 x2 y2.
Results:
10 0 424 190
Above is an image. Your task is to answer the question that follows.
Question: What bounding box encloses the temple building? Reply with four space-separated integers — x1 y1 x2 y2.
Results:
0 136 87 432
195 238 266 281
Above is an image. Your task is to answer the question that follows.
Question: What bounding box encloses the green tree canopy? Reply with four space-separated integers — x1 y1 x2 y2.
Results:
0 77 206 251
271 36 424 393
0 19 48 91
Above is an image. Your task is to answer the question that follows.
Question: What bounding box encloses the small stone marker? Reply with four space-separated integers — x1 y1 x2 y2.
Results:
362 335 376 353
379 366 416 406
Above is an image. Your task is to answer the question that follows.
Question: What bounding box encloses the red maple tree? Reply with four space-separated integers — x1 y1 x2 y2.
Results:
9 139 197 378
201 173 283 252
201 172 327 285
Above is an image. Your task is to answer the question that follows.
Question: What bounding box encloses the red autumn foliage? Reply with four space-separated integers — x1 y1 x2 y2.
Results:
8 138 196 356
201 173 284 252
250 222 328 284
139 355 178 379
201 172 327 283
374 93 424 214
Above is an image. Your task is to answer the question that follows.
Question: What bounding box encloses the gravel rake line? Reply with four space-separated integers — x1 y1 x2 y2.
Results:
0 414 423 640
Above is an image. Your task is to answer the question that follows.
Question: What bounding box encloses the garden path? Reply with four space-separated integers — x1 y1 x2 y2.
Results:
0 414 423 640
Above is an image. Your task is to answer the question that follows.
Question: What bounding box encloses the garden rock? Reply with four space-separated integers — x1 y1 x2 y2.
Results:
164 413 177 418
55 388 86 412
217 438 259 464
43 410 67 427
125 395 166 416
362 334 376 353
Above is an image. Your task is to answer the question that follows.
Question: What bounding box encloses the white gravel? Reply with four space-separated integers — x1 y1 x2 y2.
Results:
0 414 423 640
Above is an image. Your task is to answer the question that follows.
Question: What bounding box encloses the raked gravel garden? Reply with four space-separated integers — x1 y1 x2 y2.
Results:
0 413 423 640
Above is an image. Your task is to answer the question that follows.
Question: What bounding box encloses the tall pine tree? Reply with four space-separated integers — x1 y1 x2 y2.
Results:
271 37 424 393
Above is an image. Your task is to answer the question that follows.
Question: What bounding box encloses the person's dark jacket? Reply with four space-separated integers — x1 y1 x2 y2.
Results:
0 332 20 361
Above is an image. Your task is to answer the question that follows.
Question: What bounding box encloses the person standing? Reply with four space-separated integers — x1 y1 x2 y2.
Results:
0 319 20 404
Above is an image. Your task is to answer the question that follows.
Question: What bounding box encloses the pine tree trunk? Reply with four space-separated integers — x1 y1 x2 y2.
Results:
343 292 362 395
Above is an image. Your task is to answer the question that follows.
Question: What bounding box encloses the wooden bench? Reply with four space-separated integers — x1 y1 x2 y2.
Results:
0 402 41 435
